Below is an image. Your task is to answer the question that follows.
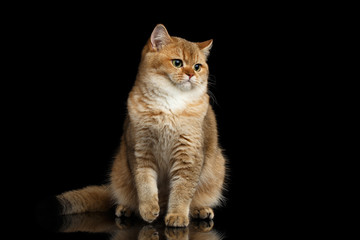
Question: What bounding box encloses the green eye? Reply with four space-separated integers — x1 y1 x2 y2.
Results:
194 64 202 72
172 59 183 68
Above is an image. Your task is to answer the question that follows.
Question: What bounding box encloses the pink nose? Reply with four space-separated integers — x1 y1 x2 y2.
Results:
187 73 194 79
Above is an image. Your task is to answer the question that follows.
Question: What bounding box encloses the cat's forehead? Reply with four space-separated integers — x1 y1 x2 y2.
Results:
166 37 204 63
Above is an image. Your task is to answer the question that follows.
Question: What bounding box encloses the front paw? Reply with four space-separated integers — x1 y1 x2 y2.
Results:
165 213 189 227
139 201 160 223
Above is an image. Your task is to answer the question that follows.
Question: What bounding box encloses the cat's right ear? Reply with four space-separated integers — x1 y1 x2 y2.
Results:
150 24 172 51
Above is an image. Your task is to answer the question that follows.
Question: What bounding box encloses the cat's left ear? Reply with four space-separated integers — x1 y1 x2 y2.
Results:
197 39 213 58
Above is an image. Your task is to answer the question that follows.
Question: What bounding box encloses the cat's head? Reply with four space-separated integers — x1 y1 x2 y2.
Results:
139 24 213 92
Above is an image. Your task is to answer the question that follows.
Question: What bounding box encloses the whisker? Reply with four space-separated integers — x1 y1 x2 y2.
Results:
207 74 218 106
208 89 218 106
208 74 217 86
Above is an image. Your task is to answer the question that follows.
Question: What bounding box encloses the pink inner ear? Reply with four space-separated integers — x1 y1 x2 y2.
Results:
151 37 162 50
150 24 172 50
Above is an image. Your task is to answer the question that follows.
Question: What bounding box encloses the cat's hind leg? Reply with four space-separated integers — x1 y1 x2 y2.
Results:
190 151 226 221
111 140 139 218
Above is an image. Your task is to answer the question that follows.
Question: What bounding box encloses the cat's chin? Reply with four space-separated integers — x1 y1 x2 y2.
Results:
176 81 193 91
174 77 200 91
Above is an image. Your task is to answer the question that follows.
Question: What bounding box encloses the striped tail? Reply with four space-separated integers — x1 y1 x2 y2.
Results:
56 185 113 215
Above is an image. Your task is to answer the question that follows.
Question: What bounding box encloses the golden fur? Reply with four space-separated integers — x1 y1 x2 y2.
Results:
57 24 226 227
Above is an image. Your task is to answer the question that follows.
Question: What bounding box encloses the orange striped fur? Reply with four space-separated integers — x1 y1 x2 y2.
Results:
56 24 226 227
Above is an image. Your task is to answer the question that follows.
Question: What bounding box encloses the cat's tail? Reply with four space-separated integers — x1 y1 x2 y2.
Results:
54 185 114 215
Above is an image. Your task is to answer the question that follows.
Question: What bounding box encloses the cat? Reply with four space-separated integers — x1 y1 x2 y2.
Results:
55 24 227 227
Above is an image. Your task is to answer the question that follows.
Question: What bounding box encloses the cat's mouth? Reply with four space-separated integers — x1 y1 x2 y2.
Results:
176 78 194 91
167 74 199 91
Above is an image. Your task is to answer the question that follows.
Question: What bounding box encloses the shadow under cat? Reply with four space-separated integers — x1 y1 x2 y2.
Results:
37 211 224 240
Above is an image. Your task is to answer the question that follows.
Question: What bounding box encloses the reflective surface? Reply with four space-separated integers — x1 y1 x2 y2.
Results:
37 212 224 240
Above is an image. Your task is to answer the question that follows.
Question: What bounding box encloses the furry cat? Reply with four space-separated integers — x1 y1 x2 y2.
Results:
55 24 226 227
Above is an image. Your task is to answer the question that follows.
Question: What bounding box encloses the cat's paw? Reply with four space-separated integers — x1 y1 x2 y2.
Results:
115 205 133 218
165 213 189 227
139 201 160 223
190 207 214 220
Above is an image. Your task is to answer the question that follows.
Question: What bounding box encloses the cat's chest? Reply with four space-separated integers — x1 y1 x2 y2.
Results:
128 87 207 151
146 114 179 171
150 113 179 145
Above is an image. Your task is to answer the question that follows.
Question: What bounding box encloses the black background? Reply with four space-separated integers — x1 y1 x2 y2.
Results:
9 3 315 239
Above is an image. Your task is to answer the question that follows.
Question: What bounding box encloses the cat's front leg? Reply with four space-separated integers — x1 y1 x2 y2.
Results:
165 150 203 227
133 152 160 223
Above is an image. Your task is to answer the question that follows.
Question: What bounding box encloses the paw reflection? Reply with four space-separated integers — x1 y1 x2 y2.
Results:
164 227 189 240
39 212 223 240
138 225 159 240
192 219 214 232
113 219 222 240
115 216 133 230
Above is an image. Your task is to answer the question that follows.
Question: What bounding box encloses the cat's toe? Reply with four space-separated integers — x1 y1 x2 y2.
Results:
190 207 214 220
139 202 160 223
165 213 189 227
115 205 132 217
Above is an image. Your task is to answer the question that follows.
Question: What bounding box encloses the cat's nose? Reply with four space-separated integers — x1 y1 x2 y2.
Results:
186 73 194 79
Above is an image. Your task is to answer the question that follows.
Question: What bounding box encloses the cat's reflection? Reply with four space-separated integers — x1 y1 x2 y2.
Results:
53 212 223 240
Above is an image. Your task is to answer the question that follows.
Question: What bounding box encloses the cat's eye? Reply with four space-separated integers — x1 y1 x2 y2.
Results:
172 59 183 68
194 64 202 72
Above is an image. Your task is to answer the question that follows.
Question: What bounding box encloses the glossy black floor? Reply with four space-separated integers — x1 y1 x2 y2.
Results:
31 191 296 239
35 211 227 240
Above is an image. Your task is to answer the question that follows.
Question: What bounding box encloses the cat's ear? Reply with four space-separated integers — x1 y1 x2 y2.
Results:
197 39 213 58
150 24 172 51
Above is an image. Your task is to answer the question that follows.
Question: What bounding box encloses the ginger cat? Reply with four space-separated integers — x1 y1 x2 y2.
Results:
56 24 226 227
